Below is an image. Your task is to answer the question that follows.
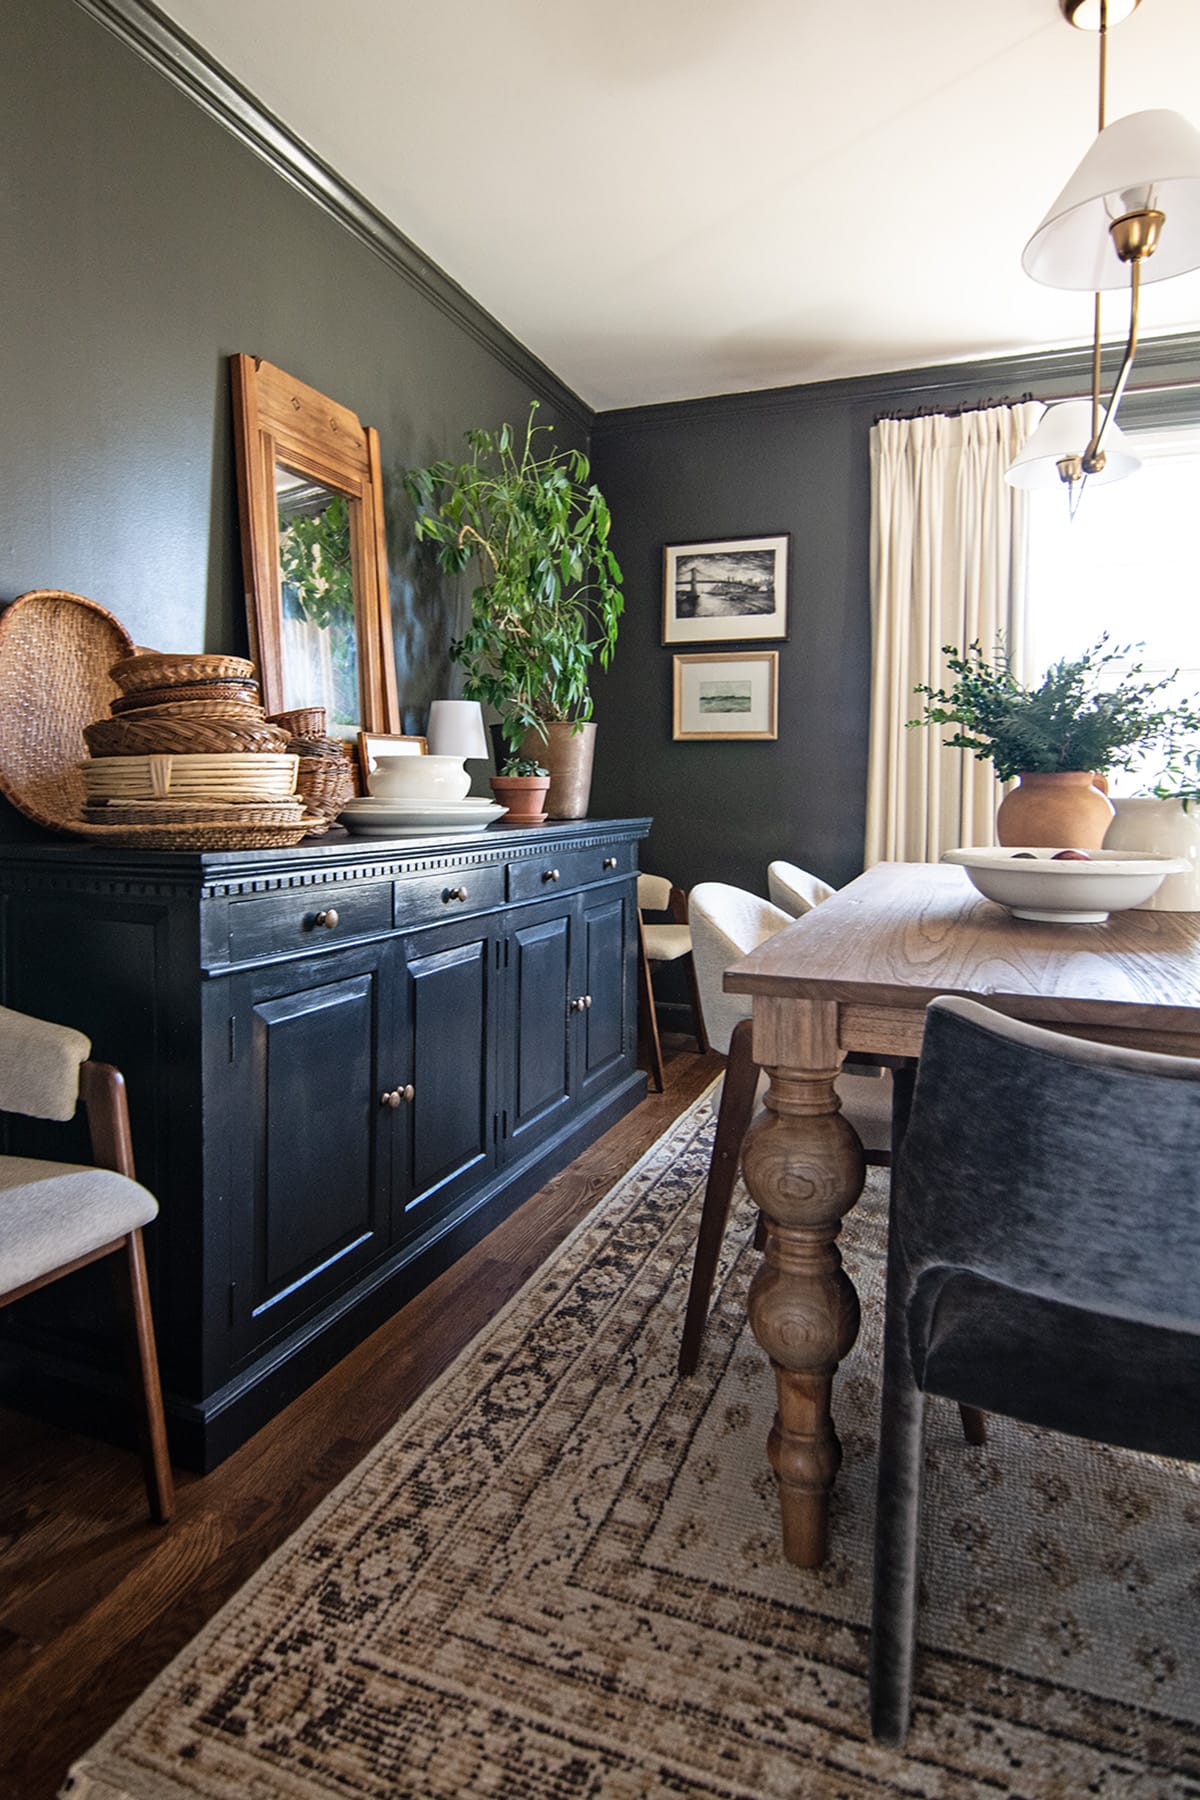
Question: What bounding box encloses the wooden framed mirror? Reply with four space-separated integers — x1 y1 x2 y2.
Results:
231 355 399 734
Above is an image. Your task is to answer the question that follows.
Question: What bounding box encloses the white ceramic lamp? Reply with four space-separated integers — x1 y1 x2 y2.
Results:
1005 399 1142 490
426 700 489 760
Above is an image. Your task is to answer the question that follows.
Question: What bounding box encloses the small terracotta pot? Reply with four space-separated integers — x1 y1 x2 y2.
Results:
490 774 551 825
995 771 1115 849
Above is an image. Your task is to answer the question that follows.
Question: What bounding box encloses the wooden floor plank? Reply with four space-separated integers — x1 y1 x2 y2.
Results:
0 1041 721 1800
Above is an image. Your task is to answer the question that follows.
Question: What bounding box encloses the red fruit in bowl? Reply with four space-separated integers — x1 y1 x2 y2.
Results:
1051 849 1092 861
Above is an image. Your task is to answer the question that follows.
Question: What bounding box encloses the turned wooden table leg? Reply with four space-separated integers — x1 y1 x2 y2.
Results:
741 998 865 1568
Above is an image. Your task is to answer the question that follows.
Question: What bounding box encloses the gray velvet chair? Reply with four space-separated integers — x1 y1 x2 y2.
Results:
870 994 1200 1745
0 1003 174 1523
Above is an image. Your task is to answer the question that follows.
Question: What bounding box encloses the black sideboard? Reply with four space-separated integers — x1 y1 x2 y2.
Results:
0 817 650 1468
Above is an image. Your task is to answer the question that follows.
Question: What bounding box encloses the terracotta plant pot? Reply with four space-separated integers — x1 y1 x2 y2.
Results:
995 771 1115 849
490 773 551 825
519 720 596 819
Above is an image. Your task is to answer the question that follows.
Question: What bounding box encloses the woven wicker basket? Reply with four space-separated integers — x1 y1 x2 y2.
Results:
112 697 268 723
267 707 327 738
83 798 304 827
109 652 256 693
63 816 317 849
110 679 259 713
83 715 288 757
296 754 355 836
81 753 299 801
0 590 135 832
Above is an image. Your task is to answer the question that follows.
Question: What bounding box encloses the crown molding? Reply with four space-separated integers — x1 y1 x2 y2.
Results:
592 332 1200 437
72 0 593 434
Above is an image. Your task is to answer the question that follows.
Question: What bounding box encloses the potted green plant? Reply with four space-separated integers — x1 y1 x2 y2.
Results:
404 403 623 819
909 635 1200 847
489 754 552 826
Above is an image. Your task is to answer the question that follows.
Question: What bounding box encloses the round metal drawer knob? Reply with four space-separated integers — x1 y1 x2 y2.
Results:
313 908 340 930
381 1089 401 1109
443 885 469 903
543 868 561 883
603 856 617 869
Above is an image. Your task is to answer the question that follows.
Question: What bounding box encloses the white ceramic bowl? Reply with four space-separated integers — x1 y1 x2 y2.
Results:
941 847 1188 923
367 754 470 802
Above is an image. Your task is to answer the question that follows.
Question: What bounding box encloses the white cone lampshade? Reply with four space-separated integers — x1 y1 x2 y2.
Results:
1023 110 1200 289
426 699 489 759
1004 400 1143 489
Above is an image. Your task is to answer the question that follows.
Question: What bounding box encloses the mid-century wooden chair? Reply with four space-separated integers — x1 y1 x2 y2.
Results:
636 873 710 1093
0 1004 173 1523
870 996 1200 1745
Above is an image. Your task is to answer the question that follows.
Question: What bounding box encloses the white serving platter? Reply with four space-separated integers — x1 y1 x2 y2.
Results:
941 846 1188 923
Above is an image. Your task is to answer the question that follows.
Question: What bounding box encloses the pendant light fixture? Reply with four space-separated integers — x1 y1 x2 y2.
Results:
1007 0 1200 509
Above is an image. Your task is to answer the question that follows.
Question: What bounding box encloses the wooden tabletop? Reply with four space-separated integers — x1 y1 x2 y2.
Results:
724 861 1200 1040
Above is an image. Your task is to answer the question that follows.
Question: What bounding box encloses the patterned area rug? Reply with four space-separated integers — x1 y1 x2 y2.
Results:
64 1090 1200 1799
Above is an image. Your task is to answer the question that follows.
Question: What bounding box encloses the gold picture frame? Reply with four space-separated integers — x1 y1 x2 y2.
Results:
672 651 778 741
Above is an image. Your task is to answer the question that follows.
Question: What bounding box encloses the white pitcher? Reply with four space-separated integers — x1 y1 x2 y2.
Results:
1103 797 1200 910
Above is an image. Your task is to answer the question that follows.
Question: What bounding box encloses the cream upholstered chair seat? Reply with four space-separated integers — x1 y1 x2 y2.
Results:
0 1003 173 1522
766 860 837 918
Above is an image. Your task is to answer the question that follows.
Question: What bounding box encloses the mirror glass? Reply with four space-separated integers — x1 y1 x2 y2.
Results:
275 466 361 735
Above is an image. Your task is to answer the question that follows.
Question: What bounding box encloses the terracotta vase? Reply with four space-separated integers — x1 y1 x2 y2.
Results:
520 721 596 819
995 771 1115 849
490 773 551 825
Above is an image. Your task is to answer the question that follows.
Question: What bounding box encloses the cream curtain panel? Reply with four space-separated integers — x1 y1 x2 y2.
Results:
865 402 1041 866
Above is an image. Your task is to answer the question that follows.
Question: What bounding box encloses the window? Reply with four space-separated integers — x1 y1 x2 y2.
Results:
1025 422 1200 793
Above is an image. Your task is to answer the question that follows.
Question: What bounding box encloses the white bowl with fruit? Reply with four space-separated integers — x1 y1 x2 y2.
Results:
941 847 1189 923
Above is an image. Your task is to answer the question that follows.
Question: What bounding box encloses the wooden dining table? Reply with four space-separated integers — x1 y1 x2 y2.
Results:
723 859 1200 1570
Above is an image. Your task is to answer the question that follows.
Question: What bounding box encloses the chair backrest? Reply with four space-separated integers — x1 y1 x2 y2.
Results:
895 996 1200 1335
637 872 673 914
0 1004 90 1123
767 861 836 918
688 883 792 1055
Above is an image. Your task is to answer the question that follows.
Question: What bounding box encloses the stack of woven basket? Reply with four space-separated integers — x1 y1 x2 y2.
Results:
80 652 311 847
264 707 356 835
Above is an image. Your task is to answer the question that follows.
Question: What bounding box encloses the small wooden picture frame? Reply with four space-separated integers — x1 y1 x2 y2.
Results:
672 651 778 741
663 534 789 644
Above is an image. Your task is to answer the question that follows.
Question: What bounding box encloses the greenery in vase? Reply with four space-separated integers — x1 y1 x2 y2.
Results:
404 403 623 758
496 755 549 779
908 635 1200 784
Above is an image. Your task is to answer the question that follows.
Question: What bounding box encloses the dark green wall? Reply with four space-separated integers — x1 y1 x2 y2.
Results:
589 343 1200 896
0 0 586 772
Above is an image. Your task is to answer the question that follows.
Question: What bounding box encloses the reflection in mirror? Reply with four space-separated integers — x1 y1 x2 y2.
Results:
275 467 360 736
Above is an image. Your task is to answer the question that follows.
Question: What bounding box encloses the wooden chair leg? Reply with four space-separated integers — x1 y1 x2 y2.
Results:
636 916 665 1093
112 1229 175 1524
682 952 711 1055
678 1018 759 1377
889 1060 986 1447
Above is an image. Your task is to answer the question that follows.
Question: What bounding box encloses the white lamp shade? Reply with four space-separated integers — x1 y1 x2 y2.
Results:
426 699 489 759
1004 399 1143 489
1023 109 1200 290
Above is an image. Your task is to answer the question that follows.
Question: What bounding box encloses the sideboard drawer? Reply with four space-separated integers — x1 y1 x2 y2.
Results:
392 862 506 927
228 881 394 962
506 842 631 902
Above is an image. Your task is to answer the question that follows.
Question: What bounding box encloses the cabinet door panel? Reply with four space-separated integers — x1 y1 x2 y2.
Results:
578 892 630 1102
507 904 574 1153
398 928 493 1231
230 954 391 1360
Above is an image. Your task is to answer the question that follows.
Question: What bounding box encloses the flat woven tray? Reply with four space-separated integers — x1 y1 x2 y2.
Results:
83 799 304 826
62 816 319 849
110 651 256 693
110 679 259 713
0 590 135 832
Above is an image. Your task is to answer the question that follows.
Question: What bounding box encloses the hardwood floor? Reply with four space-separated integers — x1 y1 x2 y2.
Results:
0 1040 721 1800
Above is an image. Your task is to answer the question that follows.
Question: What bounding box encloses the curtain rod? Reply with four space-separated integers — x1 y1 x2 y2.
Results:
874 395 1033 424
876 368 1200 426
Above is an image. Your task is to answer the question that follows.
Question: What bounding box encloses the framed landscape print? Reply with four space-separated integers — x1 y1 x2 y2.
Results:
663 533 789 644
673 651 778 741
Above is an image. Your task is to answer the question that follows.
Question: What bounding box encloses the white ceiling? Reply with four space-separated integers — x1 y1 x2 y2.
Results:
154 0 1200 411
